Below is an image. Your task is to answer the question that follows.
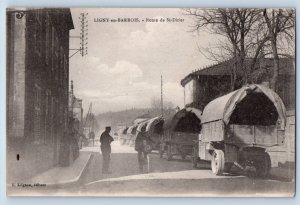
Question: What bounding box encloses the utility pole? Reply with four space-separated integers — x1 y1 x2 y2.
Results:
69 13 88 58
70 80 74 118
161 75 163 117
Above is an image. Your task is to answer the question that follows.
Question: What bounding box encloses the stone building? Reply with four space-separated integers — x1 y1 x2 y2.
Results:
6 9 74 181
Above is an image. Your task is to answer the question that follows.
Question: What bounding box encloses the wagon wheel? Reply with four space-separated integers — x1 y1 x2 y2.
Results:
167 145 172 161
211 149 225 175
254 152 271 178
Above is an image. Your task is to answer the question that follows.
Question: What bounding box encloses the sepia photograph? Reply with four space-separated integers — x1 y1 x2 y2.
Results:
6 8 295 197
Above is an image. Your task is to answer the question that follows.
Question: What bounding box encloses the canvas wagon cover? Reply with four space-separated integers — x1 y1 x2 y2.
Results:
121 127 129 134
201 84 286 129
146 116 163 133
163 107 202 131
126 125 136 134
136 120 149 132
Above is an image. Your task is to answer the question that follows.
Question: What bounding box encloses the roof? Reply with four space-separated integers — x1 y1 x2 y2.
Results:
181 58 295 86
201 84 286 129
181 59 234 86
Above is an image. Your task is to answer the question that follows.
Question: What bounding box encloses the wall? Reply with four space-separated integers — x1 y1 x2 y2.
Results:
184 75 231 110
6 9 73 182
184 80 194 106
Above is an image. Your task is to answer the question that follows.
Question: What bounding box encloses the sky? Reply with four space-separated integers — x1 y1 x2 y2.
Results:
69 8 214 115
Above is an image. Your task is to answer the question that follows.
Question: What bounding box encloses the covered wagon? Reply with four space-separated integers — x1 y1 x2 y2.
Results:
119 127 129 145
145 116 164 150
161 107 202 160
193 84 286 177
126 125 137 146
134 120 150 147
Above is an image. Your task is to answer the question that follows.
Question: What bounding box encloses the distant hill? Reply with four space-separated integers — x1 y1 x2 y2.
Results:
95 108 176 132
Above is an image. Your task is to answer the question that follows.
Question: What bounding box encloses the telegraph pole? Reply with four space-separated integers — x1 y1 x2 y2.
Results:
71 80 74 116
69 13 88 58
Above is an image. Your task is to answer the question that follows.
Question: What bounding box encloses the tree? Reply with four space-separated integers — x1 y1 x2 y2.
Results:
184 9 271 89
184 8 294 89
150 96 175 110
150 96 161 109
185 8 295 90
262 9 295 89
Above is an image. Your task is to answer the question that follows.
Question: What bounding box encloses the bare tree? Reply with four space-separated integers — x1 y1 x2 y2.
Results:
184 8 295 90
151 96 175 110
166 101 175 110
150 96 161 109
184 8 269 89
262 9 295 89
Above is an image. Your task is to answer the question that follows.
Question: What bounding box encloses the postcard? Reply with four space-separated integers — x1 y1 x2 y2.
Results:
6 8 295 196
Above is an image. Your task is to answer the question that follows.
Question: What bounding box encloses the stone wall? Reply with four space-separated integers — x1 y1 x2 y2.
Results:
6 9 74 182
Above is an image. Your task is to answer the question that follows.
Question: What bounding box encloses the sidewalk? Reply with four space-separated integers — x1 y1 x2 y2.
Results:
24 151 92 187
81 140 136 154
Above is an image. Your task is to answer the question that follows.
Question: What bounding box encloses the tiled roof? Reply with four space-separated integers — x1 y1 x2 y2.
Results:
181 58 294 86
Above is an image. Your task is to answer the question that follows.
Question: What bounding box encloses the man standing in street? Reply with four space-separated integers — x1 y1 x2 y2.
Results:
100 126 114 174
135 126 153 173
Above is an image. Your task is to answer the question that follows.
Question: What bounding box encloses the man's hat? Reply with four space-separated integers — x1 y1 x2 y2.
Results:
105 126 111 130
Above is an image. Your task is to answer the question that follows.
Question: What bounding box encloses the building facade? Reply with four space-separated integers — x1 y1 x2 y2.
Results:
69 80 84 135
6 9 74 181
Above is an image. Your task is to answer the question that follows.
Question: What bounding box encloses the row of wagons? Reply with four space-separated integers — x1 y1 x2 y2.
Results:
119 116 164 150
121 84 287 177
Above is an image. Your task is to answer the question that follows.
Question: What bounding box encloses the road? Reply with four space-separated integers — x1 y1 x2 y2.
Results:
79 141 294 197
10 141 295 196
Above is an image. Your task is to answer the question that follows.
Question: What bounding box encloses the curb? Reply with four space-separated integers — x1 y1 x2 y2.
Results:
7 153 94 189
47 153 93 188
